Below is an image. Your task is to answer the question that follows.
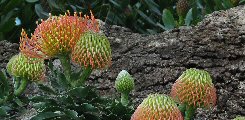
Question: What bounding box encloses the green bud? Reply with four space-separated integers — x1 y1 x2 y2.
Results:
6 53 45 82
115 70 134 94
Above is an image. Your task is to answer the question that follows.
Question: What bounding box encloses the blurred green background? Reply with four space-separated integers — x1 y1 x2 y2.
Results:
0 0 244 43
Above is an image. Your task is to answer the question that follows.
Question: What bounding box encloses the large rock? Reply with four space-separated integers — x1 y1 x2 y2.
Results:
1 5 244 120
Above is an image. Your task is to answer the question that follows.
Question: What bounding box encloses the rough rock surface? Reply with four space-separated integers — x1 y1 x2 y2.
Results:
1 5 245 120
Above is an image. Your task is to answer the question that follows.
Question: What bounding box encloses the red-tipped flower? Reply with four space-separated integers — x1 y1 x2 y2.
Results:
131 94 183 120
71 31 111 69
20 11 99 59
170 68 217 108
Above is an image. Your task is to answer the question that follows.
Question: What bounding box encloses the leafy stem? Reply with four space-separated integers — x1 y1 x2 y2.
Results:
184 105 196 120
13 77 20 91
58 55 72 83
72 66 93 87
14 78 28 96
121 93 129 106
178 103 186 116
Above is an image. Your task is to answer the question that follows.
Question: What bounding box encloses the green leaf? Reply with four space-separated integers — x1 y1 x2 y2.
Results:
14 98 24 107
2 0 22 14
156 22 165 30
57 71 70 90
185 8 193 26
222 0 233 8
42 106 63 112
31 112 61 120
0 106 8 116
63 109 78 119
144 0 161 16
25 0 39 3
81 103 98 112
47 0 60 9
38 84 57 95
84 113 100 120
22 4 34 25
109 0 121 10
30 96 47 102
0 70 9 97
59 96 74 105
240 0 245 4
0 32 3 40
162 9 175 30
70 70 82 80
0 18 15 33
137 10 156 25
214 0 224 10
35 4 49 19
67 87 89 98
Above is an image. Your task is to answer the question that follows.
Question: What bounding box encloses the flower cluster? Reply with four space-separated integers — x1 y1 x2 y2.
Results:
170 68 217 108
131 94 183 120
20 11 99 59
71 31 111 69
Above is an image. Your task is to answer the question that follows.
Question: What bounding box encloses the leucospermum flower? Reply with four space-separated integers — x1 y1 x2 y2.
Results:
170 68 217 108
20 11 99 59
131 94 183 120
71 31 111 69
176 0 189 17
6 53 45 81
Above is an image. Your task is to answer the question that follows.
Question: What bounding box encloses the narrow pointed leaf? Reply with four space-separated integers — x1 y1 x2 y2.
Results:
185 8 193 26
162 9 175 30
31 112 61 120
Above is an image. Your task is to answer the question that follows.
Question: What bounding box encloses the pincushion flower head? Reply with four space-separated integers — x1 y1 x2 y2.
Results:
6 53 45 82
71 31 111 69
170 68 217 109
115 70 134 105
131 94 183 120
20 11 99 59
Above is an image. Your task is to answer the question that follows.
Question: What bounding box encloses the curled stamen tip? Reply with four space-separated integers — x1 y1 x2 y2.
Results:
66 10 70 15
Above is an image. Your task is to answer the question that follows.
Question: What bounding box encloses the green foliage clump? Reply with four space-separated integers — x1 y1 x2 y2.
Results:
233 116 245 120
29 63 134 120
1 0 245 42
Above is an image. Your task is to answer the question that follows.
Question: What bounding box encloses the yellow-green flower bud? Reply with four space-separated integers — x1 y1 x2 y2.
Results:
115 70 134 94
6 53 45 82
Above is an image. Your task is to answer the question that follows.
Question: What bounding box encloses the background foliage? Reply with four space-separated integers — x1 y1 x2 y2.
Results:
0 0 244 42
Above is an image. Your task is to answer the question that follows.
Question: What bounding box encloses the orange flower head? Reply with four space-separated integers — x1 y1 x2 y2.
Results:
170 68 217 109
131 94 183 120
20 11 99 59
6 53 45 82
71 31 111 69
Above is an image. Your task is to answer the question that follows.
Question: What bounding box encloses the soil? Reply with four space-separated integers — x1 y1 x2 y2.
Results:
1 5 245 120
